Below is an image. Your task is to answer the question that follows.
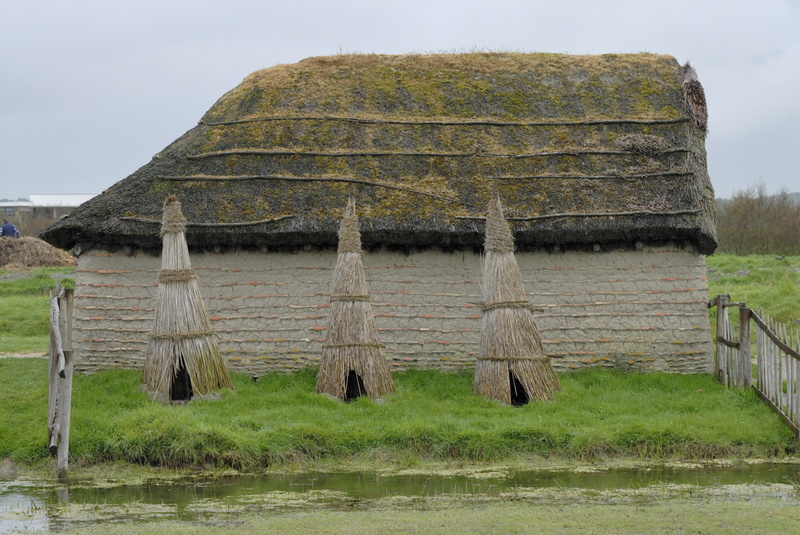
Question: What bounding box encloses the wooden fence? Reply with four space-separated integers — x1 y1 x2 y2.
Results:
48 284 74 476
709 294 800 437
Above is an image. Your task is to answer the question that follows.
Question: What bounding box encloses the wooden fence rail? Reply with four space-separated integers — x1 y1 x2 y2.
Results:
47 284 74 476
709 295 800 437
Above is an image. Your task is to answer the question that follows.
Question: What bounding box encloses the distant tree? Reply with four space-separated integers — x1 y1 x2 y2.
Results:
716 182 800 255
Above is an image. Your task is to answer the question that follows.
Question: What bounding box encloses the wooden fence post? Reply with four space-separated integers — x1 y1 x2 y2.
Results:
715 294 729 384
47 287 63 453
57 350 73 476
739 304 752 388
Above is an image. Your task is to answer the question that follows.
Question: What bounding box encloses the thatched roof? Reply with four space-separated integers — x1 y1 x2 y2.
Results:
40 53 717 254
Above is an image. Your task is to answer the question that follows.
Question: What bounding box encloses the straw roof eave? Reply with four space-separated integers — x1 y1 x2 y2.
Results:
40 211 715 254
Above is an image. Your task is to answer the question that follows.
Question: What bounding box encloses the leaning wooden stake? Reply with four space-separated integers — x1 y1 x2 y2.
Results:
316 199 395 401
473 196 560 404
47 285 73 476
142 195 233 402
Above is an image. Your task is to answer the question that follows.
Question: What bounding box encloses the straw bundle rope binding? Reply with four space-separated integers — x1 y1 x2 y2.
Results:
323 342 385 349
479 354 551 362
330 294 371 302
158 269 196 283
482 300 539 312
149 331 217 341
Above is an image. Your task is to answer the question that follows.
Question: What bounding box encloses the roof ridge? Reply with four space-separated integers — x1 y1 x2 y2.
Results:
202 116 689 127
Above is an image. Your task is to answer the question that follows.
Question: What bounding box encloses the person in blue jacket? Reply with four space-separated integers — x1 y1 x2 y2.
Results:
0 219 19 238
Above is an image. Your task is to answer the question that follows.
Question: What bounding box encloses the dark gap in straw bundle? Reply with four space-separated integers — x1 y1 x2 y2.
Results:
316 198 395 401
473 195 560 404
142 195 233 402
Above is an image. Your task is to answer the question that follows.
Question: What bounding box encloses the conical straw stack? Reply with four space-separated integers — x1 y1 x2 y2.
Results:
142 195 233 401
473 195 560 404
316 199 395 400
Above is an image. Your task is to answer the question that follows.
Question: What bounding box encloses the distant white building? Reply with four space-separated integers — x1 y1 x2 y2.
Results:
0 200 32 221
30 194 97 207
1 194 97 236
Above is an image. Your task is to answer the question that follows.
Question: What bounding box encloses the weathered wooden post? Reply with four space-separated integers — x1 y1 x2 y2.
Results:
738 304 752 388
715 294 729 384
47 287 63 451
48 285 74 476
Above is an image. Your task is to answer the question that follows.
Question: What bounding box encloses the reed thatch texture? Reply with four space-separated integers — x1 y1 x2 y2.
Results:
316 199 394 400
474 196 560 404
40 53 716 256
142 195 233 401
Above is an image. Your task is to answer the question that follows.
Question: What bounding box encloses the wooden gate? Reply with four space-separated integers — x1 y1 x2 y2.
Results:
709 295 800 436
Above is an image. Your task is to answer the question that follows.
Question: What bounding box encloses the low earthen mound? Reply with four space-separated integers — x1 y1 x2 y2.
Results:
0 237 76 268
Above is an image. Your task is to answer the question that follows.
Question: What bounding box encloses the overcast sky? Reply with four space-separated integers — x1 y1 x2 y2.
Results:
1 0 798 202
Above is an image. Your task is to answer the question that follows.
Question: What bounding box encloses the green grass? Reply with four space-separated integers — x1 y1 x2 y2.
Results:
0 267 75 296
0 267 74 354
0 359 793 469
706 254 800 327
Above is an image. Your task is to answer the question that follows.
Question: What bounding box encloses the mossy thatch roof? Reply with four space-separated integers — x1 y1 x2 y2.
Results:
40 53 717 254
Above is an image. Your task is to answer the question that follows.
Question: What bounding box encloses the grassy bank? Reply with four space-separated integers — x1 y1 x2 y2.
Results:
706 254 800 327
1 358 793 469
0 267 74 354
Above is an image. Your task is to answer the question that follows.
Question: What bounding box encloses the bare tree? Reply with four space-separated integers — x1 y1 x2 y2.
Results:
717 182 800 255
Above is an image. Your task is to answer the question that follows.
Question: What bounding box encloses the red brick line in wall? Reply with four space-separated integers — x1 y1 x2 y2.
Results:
205 314 327 321
538 311 706 318
79 295 152 300
542 298 706 308
543 338 705 344
80 283 158 288
377 327 476 333
529 262 706 272
78 306 154 312
77 327 150 333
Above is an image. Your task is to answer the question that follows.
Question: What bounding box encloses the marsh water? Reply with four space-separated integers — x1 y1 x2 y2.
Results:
2 462 799 532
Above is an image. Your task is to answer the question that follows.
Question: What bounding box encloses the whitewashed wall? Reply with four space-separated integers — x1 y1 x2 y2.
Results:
72 243 712 375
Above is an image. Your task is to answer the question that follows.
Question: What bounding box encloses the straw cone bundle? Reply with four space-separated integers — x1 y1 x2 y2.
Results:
142 195 233 400
316 199 395 400
473 196 560 404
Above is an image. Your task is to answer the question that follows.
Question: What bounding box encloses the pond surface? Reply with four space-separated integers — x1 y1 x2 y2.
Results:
2 462 799 532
